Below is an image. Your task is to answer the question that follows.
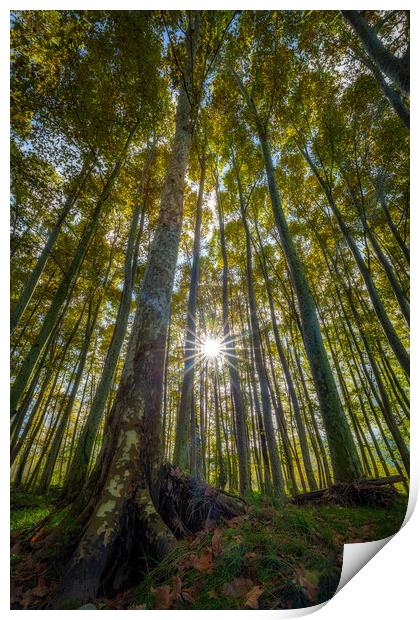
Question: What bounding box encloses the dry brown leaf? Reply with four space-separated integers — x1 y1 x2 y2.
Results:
222 577 254 599
191 549 214 573
227 516 243 528
172 576 182 597
180 587 195 604
152 584 174 610
245 551 259 560
296 568 319 602
211 528 223 555
31 584 51 598
152 576 184 609
245 585 264 609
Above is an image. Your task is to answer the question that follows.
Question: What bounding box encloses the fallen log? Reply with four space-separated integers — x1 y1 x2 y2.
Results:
291 476 406 508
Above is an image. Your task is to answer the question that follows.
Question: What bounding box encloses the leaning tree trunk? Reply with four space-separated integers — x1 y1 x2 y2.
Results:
230 66 362 483
342 10 409 96
303 148 409 378
11 125 138 416
50 18 201 607
62 148 153 501
173 151 206 470
37 299 96 494
10 155 93 333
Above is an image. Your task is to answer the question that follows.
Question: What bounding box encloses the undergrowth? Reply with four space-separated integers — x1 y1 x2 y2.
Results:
10 487 407 610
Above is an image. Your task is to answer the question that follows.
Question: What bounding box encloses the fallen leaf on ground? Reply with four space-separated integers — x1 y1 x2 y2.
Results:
31 584 51 598
152 584 175 610
245 585 264 609
226 516 244 528
191 549 214 573
296 568 319 602
180 587 195 604
172 576 182 597
211 528 223 555
222 577 254 599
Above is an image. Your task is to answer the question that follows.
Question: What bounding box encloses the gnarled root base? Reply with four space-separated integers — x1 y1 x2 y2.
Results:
155 463 246 537
44 464 246 608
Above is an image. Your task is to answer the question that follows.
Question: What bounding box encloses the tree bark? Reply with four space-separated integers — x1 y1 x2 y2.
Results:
342 10 409 96
173 151 206 469
214 175 250 494
52 18 201 606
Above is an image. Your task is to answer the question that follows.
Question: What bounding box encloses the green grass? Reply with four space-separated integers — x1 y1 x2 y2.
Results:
129 494 407 610
10 487 408 610
10 488 55 533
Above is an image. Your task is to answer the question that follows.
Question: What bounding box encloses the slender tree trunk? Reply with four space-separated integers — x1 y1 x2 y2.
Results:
173 152 206 469
213 369 227 489
234 162 284 496
11 157 93 332
37 294 99 494
342 10 409 95
255 223 316 490
11 125 139 415
304 149 409 377
230 67 361 482
379 194 409 265
214 175 250 494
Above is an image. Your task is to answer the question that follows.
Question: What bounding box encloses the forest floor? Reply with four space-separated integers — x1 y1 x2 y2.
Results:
10 487 407 610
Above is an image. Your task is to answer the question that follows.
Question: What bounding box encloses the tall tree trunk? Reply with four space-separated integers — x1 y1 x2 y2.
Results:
173 151 206 469
214 175 250 494
53 18 201 606
234 160 284 496
230 66 361 482
254 221 316 491
342 10 409 96
213 369 227 489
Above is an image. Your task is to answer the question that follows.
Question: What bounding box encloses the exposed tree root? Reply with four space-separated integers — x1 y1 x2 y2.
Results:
155 463 246 536
24 464 246 608
291 476 405 508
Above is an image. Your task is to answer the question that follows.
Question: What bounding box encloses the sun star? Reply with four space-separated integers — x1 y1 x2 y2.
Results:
201 336 222 360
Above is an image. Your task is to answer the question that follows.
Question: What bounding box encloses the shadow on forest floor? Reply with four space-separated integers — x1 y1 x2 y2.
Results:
10 486 407 610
